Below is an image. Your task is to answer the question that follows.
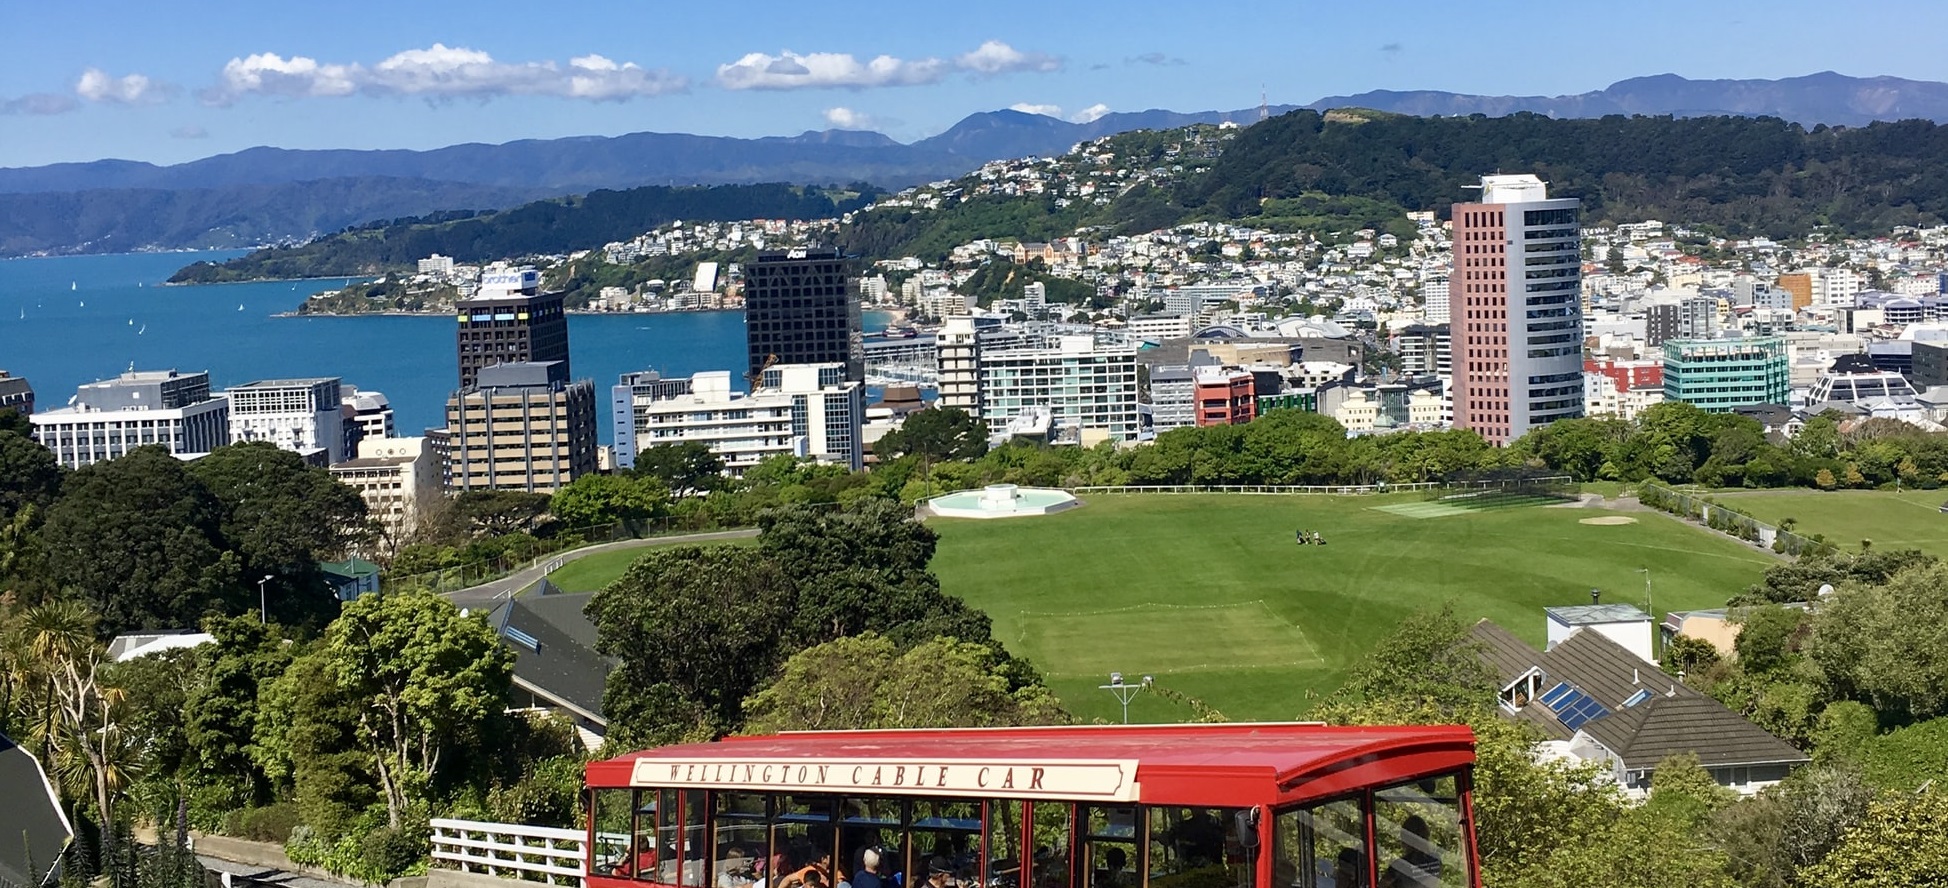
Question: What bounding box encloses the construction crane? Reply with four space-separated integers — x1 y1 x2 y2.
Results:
746 353 778 389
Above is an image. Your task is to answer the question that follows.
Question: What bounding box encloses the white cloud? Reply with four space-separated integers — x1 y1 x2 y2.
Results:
717 40 1059 91
1009 103 1063 118
170 124 209 139
0 93 78 115
957 40 1060 76
76 68 171 105
823 107 875 129
201 44 686 105
1069 103 1112 123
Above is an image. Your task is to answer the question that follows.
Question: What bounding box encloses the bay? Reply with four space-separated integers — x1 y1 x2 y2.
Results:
0 252 886 443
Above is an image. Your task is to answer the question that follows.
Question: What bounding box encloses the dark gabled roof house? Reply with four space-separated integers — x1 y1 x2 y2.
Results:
489 582 615 745
0 733 71 886
1470 618 1809 796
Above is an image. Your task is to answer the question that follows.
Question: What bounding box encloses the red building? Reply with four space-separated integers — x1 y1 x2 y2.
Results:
1583 359 1663 392
1193 366 1256 426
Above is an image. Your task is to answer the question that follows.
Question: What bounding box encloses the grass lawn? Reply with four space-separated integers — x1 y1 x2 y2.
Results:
1708 488 1948 558
928 493 1775 724
543 493 1776 726
546 537 756 593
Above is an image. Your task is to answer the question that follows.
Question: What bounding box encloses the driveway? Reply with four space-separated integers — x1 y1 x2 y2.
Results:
444 528 759 611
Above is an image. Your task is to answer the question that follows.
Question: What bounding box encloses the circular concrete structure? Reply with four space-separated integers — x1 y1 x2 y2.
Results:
926 484 1080 519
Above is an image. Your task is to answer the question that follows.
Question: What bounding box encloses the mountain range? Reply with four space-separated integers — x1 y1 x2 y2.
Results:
6 72 1948 257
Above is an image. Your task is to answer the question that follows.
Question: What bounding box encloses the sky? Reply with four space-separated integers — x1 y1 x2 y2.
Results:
3 0 1946 169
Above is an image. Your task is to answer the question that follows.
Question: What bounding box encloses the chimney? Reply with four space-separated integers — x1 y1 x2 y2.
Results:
1633 668 1640 685
1590 588 1601 605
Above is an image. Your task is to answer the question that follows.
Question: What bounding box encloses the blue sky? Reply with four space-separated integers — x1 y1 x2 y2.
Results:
2 0 1943 168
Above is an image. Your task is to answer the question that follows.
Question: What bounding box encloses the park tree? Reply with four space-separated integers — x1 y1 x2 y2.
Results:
0 426 62 521
741 634 1066 733
631 442 725 497
103 646 201 819
189 442 370 630
15 601 141 858
454 489 553 536
313 591 512 827
1324 603 1494 717
184 616 294 809
256 644 375 837
550 472 669 529
39 446 242 636
1808 561 1948 721
1733 605 1807 675
588 546 794 747
875 407 988 481
1801 787 1948 887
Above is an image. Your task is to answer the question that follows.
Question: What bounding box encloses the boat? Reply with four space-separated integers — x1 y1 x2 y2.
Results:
127 318 134 326
137 324 146 335
70 282 76 291
238 304 245 311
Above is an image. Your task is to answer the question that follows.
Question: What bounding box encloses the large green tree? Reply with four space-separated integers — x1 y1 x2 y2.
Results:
549 472 669 529
588 546 794 747
1801 788 1948 887
742 634 1066 733
188 442 369 629
875 407 989 480
630 443 725 497
1809 561 1948 721
40 447 242 635
183 616 294 811
0 426 62 521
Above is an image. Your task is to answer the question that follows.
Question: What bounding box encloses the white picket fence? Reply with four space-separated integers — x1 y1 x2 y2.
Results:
429 818 587 886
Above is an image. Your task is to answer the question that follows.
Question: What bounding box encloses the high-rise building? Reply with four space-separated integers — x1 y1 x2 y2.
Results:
1147 367 1196 432
341 386 396 442
445 361 597 493
1815 268 1862 307
609 370 695 471
743 248 863 383
1450 174 1585 445
935 315 986 414
629 364 863 475
978 335 1140 444
0 371 32 416
455 268 569 390
1421 278 1451 325
1662 338 1789 412
1776 273 1814 311
1395 324 1452 378
1913 340 1948 390
1644 302 1679 346
30 370 229 468
1678 295 1721 340
226 377 348 463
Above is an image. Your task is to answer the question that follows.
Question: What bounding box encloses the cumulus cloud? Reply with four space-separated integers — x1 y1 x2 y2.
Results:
1127 52 1185 67
77 68 172 104
1069 103 1111 123
1 93 78 115
718 40 1059 90
823 107 878 129
1009 102 1063 118
170 125 209 139
199 44 687 105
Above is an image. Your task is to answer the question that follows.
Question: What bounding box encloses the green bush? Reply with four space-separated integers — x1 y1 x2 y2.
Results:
1858 716 1948 790
360 823 430 881
222 802 304 843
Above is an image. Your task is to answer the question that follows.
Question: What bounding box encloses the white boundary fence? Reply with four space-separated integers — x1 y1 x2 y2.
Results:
1071 482 1446 496
430 818 587 886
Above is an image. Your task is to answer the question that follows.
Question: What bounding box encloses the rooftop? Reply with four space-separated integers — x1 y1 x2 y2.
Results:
229 377 339 389
1546 603 1653 625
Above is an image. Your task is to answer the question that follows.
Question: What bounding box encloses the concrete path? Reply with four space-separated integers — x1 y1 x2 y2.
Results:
444 528 758 610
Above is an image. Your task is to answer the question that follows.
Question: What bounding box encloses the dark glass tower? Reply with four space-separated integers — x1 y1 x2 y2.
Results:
743 248 862 384
456 273 569 390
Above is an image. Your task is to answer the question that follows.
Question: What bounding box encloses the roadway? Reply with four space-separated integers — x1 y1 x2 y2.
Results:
443 527 760 611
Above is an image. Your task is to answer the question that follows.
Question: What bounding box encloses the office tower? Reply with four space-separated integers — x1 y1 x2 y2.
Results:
630 364 863 475
455 267 569 390
0 371 32 416
30 370 229 469
226 377 348 464
1450 174 1585 446
445 361 597 493
1662 338 1789 412
743 248 863 383
1644 302 1679 346
610 370 695 471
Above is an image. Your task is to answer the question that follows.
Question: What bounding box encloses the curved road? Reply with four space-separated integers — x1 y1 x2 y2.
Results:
444 528 759 610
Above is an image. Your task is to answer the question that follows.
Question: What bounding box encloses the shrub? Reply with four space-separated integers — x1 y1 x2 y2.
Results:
222 802 304 843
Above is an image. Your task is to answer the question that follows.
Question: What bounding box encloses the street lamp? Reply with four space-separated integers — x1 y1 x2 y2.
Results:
1638 568 1655 658
258 574 275 625
1099 673 1154 724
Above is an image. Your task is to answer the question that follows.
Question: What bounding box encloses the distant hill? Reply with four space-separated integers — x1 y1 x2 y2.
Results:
1303 72 1948 127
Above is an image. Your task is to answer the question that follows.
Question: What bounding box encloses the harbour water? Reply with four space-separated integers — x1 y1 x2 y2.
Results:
0 252 885 442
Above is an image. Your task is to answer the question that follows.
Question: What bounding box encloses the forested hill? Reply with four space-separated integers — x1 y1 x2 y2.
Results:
170 183 876 283
841 111 1948 262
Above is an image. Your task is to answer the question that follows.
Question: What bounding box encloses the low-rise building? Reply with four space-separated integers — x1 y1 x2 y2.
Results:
633 364 863 475
226 377 348 464
341 385 396 442
1148 367 1196 432
1662 337 1789 412
1193 366 1256 426
330 436 440 543
444 361 597 493
0 371 32 416
30 370 229 469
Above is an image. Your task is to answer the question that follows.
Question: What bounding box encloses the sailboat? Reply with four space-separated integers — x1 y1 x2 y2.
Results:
238 304 245 311
70 281 76 291
127 318 134 326
137 324 146 335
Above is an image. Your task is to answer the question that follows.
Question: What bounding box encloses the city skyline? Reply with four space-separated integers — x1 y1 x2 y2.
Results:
6 0 1948 168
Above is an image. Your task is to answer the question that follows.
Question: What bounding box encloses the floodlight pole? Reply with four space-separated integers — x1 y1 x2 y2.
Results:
1099 674 1153 724
1639 568 1655 659
258 574 275 625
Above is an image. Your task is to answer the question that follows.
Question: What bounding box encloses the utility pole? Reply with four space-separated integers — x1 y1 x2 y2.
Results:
1099 673 1153 724
1639 567 1655 659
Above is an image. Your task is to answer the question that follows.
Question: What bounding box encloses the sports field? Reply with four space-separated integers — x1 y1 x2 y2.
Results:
1707 488 1948 558
927 493 1774 723
543 493 1775 724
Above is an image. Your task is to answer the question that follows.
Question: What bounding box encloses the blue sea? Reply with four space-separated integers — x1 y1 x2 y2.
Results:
0 252 887 442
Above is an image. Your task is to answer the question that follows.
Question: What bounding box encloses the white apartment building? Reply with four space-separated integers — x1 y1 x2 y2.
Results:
978 335 1140 444
634 364 863 475
1421 278 1451 324
1022 281 1047 315
1126 314 1195 341
1815 267 1863 307
418 254 456 276
936 315 986 413
31 370 230 469
227 377 348 463
329 436 439 543
341 386 396 442
1148 367 1196 432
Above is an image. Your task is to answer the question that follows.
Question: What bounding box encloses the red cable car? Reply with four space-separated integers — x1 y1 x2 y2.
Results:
585 723 1480 888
